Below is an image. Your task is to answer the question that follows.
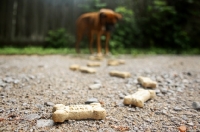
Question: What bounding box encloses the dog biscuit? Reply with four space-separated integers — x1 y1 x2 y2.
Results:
137 76 157 88
109 71 131 78
123 89 156 107
107 59 125 66
89 55 103 61
87 62 101 67
69 64 80 71
52 103 106 122
79 66 96 73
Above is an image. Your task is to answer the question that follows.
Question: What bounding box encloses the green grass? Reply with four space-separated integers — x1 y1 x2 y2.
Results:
0 47 76 55
0 47 199 55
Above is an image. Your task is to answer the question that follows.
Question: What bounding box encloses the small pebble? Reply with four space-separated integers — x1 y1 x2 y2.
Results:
89 84 101 90
187 122 194 126
160 88 168 94
173 107 182 111
192 102 200 110
62 90 68 94
85 98 99 104
36 119 54 128
94 80 101 84
119 93 125 99
44 102 55 106
179 125 187 132
24 114 41 121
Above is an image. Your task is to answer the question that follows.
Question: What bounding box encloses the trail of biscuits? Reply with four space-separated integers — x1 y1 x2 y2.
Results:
52 103 106 122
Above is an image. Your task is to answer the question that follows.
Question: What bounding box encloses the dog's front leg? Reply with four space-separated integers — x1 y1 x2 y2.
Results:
97 33 102 56
105 32 111 55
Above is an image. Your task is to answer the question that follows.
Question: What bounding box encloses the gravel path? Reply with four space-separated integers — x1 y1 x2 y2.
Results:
0 55 200 132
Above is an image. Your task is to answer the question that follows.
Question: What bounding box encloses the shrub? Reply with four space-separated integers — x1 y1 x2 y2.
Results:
45 28 74 48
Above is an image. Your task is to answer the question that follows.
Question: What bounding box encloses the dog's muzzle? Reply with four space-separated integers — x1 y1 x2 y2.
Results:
105 23 115 31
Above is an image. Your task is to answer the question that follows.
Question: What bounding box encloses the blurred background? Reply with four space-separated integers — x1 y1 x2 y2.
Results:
0 0 200 53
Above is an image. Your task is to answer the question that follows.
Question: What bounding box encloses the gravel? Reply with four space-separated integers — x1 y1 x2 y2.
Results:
0 55 200 131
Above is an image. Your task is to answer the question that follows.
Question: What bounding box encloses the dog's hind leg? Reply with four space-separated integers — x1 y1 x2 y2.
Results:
88 31 94 54
75 32 83 53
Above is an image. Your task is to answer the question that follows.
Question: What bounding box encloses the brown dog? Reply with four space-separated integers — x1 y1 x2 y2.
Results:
75 9 122 55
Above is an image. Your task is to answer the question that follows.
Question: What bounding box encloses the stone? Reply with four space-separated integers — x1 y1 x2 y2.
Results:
119 93 125 99
187 122 194 126
62 90 68 94
85 98 99 104
89 84 101 90
173 107 182 111
44 102 55 106
160 88 168 94
0 108 4 113
178 125 187 132
3 77 14 83
13 79 20 84
94 80 101 84
192 101 200 110
36 119 54 128
24 114 41 121
0 79 6 87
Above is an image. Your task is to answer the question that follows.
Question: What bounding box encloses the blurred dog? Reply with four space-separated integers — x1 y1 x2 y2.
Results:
75 9 122 55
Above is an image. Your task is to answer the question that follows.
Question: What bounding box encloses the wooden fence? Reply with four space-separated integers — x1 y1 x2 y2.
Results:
0 0 143 46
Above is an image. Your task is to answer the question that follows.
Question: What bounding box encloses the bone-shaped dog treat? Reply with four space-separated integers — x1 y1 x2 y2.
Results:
79 66 96 73
52 103 106 122
107 59 125 66
89 55 103 61
109 71 131 78
69 64 80 71
137 76 157 88
87 62 101 67
123 89 156 107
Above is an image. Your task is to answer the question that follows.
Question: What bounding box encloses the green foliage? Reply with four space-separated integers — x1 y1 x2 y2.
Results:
110 7 142 50
79 0 107 12
45 28 74 48
138 0 200 50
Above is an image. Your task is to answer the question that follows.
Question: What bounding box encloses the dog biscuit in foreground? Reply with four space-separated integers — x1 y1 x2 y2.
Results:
109 71 131 78
79 66 96 73
123 89 156 107
107 59 125 66
52 103 106 122
69 64 80 71
137 76 157 88
87 62 101 67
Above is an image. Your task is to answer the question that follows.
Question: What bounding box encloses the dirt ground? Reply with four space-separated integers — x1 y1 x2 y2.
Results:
0 55 200 132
